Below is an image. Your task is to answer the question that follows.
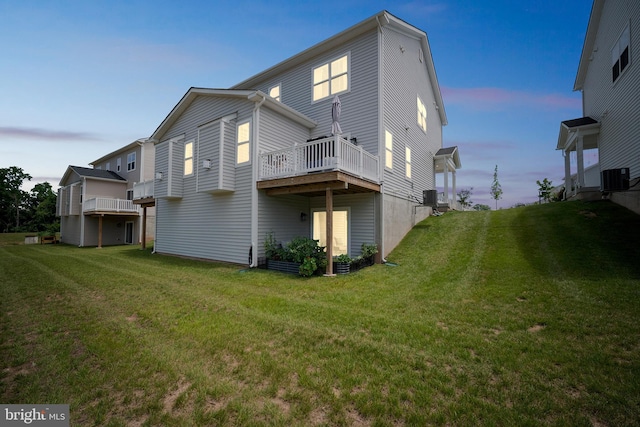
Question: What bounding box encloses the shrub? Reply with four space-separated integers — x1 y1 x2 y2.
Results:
299 257 317 277
265 233 326 275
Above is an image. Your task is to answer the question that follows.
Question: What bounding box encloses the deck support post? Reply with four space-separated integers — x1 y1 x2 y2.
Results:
98 214 103 249
324 187 335 276
141 206 147 249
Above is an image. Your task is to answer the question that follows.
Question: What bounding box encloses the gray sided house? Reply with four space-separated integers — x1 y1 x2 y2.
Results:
149 11 460 270
558 0 640 213
57 139 156 247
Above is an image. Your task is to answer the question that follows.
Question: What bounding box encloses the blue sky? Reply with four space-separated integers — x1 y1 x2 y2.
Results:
0 0 594 208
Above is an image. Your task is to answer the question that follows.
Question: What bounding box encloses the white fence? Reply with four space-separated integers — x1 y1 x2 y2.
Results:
83 198 140 214
133 180 154 199
259 135 379 183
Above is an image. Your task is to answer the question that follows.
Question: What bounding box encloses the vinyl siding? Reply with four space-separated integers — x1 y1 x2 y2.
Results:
237 29 379 156
254 107 317 261
583 0 640 179
259 107 312 151
154 96 255 264
60 215 81 245
309 193 376 257
154 140 170 198
85 180 127 199
381 26 442 199
257 193 310 260
82 216 133 247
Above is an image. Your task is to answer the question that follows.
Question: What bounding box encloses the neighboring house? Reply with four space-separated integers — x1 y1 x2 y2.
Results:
147 10 460 272
557 0 640 213
57 138 155 247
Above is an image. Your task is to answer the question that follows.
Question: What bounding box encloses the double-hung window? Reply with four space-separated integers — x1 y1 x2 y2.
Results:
417 96 427 133
237 121 251 165
184 141 194 176
127 152 136 171
612 23 630 83
405 146 412 179
313 54 349 102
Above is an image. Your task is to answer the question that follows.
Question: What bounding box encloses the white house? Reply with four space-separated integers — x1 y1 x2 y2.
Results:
557 0 640 213
144 11 461 272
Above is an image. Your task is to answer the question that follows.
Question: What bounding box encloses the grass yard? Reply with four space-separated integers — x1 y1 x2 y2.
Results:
1 200 639 426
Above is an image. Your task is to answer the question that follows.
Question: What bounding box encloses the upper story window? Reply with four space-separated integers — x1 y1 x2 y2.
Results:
269 84 281 102
385 130 393 170
117 157 122 172
612 23 630 83
313 54 349 102
127 152 136 172
417 96 427 133
184 141 194 176
106 162 110 171
237 121 251 165
405 146 412 179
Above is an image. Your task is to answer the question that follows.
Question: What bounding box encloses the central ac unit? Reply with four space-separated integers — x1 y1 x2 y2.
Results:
423 189 438 207
601 168 630 192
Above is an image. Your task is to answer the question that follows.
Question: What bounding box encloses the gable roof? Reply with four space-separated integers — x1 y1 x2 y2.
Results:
150 88 317 143
232 10 448 126
574 0 605 91
435 146 461 169
556 116 600 150
91 138 149 166
59 165 127 186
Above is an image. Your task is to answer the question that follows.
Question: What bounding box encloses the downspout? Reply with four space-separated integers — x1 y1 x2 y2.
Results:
250 93 266 267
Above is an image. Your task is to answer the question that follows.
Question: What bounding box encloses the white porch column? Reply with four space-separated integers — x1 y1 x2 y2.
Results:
564 149 571 200
451 166 457 208
576 135 585 189
443 162 449 204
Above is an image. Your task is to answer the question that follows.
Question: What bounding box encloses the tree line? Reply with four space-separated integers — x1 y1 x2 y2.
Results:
0 166 59 234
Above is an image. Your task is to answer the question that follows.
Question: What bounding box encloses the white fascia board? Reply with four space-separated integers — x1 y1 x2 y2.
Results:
574 0 604 91
90 139 148 166
248 91 317 129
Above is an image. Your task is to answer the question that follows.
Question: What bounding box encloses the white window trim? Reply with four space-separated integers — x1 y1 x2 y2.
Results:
116 157 122 172
236 120 251 165
127 152 136 172
311 207 351 256
184 140 194 176
405 145 412 180
611 21 631 84
417 96 427 133
311 52 350 103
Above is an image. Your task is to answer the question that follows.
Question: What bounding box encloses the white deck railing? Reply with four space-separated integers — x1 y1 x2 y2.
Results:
259 135 379 183
133 180 154 199
83 198 140 214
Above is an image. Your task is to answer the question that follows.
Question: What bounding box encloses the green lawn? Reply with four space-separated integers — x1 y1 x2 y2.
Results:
1 201 639 426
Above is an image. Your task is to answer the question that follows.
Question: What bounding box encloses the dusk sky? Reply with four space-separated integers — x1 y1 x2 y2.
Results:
0 0 595 208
